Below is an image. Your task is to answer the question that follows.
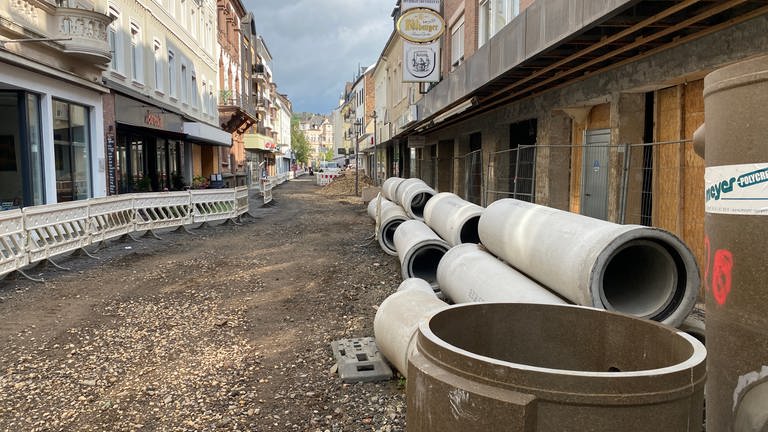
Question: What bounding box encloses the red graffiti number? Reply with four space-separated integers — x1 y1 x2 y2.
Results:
712 249 734 306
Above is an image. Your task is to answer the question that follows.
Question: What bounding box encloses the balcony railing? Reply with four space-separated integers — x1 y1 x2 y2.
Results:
53 6 113 64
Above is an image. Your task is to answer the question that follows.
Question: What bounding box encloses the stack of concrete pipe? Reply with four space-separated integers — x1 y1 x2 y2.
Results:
423 192 483 246
393 220 449 288
477 199 700 327
381 177 436 221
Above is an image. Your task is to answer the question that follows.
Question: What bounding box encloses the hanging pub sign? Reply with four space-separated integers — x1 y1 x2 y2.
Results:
401 0 441 12
396 7 445 43
403 40 440 82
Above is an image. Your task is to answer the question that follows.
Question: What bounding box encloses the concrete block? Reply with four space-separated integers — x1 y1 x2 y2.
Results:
330 337 393 383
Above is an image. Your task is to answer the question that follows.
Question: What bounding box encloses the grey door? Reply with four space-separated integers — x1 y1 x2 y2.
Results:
581 129 610 219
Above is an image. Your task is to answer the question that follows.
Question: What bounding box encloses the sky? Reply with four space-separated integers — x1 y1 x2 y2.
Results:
243 0 396 115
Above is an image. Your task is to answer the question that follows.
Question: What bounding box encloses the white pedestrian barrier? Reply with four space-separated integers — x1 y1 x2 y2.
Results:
0 185 254 280
316 172 340 186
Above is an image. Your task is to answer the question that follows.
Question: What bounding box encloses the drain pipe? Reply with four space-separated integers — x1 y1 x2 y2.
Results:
373 278 448 378
394 220 449 287
395 178 436 221
478 199 699 327
382 177 405 202
437 243 567 305
367 195 409 256
423 193 483 246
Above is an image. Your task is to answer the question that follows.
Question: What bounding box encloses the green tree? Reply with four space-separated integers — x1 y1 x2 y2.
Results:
323 146 334 161
291 117 310 165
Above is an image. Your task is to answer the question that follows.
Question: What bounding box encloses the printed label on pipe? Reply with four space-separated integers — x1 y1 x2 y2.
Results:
705 163 768 215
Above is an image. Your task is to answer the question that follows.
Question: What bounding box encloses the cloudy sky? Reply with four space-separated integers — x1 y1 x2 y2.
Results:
242 0 396 115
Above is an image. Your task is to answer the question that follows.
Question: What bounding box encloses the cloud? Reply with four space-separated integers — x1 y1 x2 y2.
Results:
242 0 396 114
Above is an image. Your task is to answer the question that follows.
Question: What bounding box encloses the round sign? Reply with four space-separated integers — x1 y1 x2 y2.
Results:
396 8 445 43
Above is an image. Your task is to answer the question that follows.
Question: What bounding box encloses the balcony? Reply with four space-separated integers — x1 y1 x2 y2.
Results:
53 6 113 64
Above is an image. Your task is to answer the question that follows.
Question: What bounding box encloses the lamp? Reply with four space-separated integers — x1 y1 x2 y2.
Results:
354 118 362 195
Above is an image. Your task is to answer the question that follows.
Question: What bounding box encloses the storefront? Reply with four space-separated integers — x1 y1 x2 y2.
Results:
109 94 231 193
244 133 277 178
0 62 107 209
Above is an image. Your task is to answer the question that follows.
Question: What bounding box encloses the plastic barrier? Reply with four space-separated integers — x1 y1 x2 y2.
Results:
234 186 249 216
88 195 135 244
316 172 340 186
23 201 91 263
0 209 28 277
262 179 273 205
191 189 235 223
133 192 192 232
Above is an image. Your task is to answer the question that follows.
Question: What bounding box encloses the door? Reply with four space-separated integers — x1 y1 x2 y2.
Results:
581 129 610 219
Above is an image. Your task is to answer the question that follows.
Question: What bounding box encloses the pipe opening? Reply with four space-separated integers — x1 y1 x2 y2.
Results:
600 240 679 318
458 215 481 244
428 303 696 372
408 245 447 284
410 192 434 218
382 220 404 252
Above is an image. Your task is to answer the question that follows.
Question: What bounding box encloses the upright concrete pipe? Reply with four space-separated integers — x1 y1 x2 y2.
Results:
393 220 449 287
437 243 567 305
373 278 448 377
395 178 436 221
703 54 768 431
407 303 707 431
423 192 483 246
382 177 405 202
366 195 409 256
478 199 699 327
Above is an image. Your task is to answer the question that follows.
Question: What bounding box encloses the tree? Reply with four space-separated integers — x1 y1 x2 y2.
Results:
291 117 310 165
323 147 334 161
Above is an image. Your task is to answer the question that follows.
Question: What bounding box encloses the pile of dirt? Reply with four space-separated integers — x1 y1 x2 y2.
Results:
318 171 375 196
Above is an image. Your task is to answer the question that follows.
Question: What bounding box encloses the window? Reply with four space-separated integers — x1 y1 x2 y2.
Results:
450 15 465 69
130 22 143 83
168 50 176 98
191 73 198 109
201 81 207 115
479 0 520 46
52 99 91 202
153 39 163 92
107 6 123 73
190 8 196 38
180 64 187 103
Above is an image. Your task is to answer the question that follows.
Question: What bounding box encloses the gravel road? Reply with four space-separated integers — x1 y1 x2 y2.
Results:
0 176 406 431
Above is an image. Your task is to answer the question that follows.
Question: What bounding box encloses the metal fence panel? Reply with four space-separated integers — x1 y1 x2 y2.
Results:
462 150 483 205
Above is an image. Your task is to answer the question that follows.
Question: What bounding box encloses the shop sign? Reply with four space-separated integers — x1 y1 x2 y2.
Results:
397 8 445 43
401 0 441 12
403 41 440 82
144 110 164 128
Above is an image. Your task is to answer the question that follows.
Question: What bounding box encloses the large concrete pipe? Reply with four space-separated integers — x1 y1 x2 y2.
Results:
423 192 483 246
394 220 449 287
367 195 409 256
373 278 448 378
395 178 436 221
407 303 707 432
703 54 768 431
478 199 699 327
437 243 567 305
382 177 405 202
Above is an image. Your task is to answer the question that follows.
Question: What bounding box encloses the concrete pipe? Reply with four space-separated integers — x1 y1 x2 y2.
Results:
407 303 707 432
478 199 699 327
423 192 483 246
381 177 405 202
703 54 768 431
437 243 567 305
394 220 449 287
396 178 436 221
368 197 409 256
373 278 448 377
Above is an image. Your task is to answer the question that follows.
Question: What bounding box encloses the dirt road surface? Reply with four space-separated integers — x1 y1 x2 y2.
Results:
0 177 406 431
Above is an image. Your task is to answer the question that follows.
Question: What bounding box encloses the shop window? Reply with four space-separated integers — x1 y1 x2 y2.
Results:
0 91 45 209
52 99 91 202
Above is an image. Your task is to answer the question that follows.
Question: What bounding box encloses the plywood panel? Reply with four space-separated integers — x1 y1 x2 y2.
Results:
653 86 682 235
682 79 706 298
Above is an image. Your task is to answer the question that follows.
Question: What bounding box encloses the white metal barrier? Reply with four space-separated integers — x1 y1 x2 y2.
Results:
316 172 340 186
24 201 91 264
0 186 252 280
0 210 28 275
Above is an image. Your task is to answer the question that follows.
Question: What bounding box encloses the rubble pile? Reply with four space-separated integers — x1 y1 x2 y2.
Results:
318 171 375 196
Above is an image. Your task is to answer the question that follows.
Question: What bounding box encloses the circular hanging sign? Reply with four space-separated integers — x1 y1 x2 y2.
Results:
396 8 445 43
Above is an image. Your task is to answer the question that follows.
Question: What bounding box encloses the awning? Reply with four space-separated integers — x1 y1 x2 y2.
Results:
244 132 276 151
183 122 232 147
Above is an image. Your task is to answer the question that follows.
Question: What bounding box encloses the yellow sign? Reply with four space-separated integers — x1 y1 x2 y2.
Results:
397 8 445 43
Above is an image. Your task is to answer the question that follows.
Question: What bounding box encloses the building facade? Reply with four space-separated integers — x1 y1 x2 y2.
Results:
1 0 113 207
